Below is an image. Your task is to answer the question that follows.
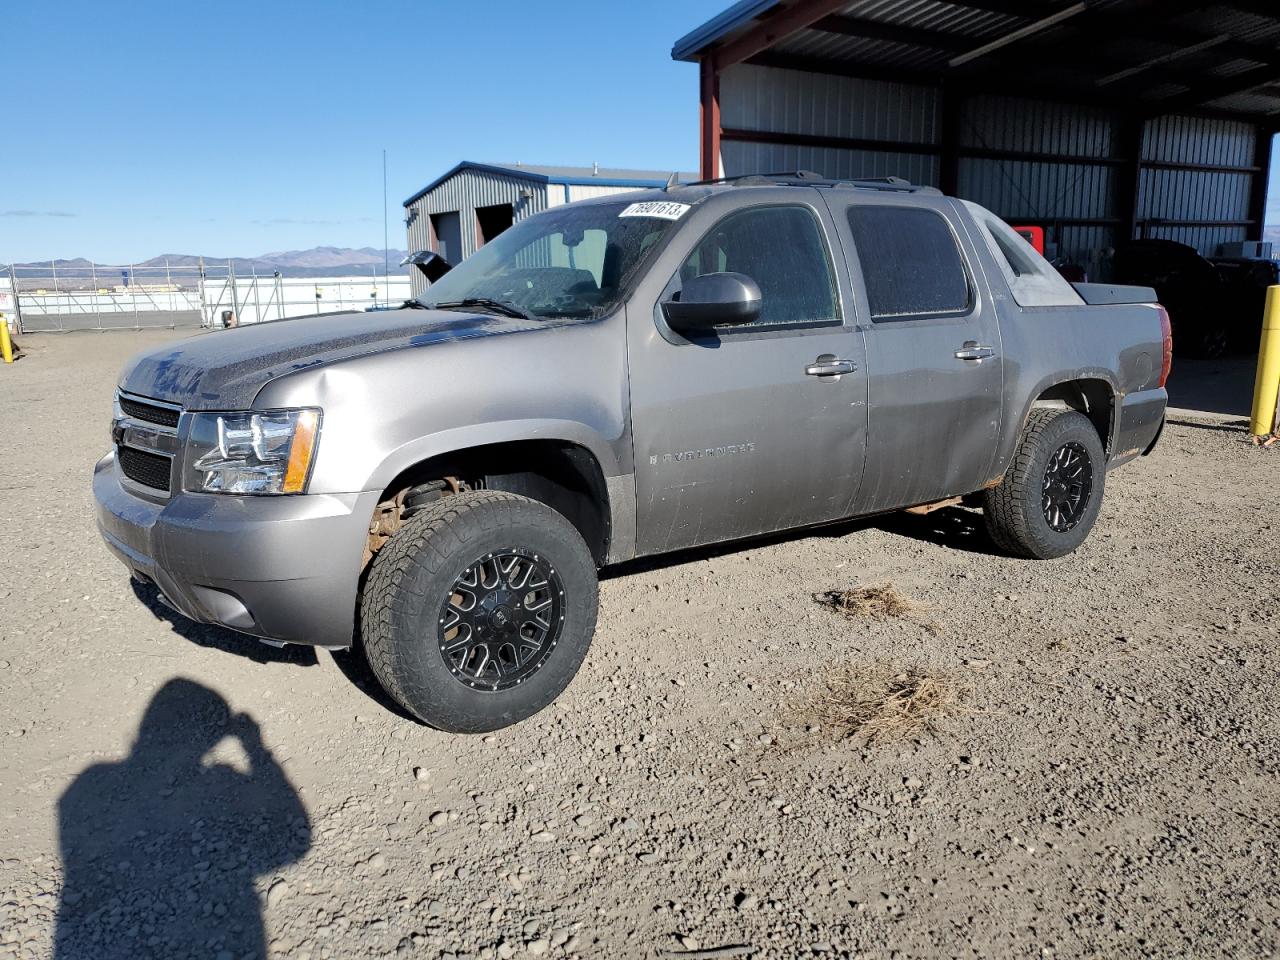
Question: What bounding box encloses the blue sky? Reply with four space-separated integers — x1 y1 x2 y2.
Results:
2 1 1277 264
0 0 727 264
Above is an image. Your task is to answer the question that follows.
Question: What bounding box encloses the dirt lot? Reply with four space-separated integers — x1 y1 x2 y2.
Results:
1 330 1278 960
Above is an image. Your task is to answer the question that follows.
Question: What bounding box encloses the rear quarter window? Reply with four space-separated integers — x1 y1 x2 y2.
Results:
846 206 971 320
960 200 1084 308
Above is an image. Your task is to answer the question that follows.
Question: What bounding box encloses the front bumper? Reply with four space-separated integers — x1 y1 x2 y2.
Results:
93 453 379 647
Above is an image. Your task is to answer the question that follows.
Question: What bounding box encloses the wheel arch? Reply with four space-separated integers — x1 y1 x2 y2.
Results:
987 373 1119 488
370 434 617 567
367 420 623 491
1027 377 1117 454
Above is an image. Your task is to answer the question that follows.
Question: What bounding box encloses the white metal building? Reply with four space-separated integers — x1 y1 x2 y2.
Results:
402 162 694 295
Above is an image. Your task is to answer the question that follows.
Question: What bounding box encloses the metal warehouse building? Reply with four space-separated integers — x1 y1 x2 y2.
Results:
402 162 693 295
675 0 1279 280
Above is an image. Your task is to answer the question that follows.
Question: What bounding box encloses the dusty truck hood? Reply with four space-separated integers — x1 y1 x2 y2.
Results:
119 308 547 409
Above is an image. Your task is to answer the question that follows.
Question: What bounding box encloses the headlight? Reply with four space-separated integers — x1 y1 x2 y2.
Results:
183 409 320 495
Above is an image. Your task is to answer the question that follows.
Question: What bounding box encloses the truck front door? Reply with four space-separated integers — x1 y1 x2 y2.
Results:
827 197 1004 512
627 198 867 556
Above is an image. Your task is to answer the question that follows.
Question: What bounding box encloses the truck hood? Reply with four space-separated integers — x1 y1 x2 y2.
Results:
119 307 547 409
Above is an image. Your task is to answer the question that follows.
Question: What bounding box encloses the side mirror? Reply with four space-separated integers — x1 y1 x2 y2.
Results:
661 272 761 332
400 250 452 283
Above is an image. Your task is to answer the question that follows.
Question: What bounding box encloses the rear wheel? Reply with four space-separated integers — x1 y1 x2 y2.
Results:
983 408 1106 559
361 491 598 732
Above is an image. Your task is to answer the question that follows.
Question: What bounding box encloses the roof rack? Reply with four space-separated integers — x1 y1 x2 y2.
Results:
685 170 940 194
686 170 822 186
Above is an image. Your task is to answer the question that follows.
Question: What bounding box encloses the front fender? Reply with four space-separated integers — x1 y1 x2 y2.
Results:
250 312 633 497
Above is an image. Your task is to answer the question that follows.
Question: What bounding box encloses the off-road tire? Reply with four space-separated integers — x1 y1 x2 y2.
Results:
361 490 598 732
983 408 1106 560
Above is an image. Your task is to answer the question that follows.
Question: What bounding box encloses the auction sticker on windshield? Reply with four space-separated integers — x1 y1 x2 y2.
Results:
618 201 691 220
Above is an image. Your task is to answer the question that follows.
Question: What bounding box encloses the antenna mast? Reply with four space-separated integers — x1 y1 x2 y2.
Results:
382 149 390 305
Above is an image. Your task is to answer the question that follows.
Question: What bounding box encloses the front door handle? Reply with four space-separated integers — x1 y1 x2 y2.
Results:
954 341 996 362
805 355 857 377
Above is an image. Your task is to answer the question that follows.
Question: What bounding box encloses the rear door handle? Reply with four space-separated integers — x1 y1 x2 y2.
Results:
805 355 857 377
954 341 996 362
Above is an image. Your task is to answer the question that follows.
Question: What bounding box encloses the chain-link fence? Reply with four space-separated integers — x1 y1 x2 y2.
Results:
2 261 412 333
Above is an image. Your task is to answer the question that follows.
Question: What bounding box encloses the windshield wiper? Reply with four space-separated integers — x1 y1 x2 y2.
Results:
423 297 536 321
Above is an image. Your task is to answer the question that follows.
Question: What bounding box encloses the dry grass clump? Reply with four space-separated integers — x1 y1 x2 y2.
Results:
813 665 969 744
816 583 913 620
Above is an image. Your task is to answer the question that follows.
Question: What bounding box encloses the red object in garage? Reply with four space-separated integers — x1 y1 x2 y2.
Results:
1011 225 1045 255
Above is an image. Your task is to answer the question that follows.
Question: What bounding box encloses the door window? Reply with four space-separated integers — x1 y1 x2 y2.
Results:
846 206 971 320
679 206 839 328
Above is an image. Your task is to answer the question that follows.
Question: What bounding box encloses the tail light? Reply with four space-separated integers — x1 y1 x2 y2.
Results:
1157 304 1173 388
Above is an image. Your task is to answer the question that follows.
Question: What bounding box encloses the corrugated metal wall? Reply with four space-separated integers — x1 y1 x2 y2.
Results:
957 94 1119 277
404 170 551 295
1143 115 1256 166
723 141 939 184
1139 115 1257 252
720 64 939 144
719 64 939 184
718 63 1264 276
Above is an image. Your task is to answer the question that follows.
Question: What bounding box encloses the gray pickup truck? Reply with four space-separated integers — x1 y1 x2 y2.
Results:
95 173 1169 732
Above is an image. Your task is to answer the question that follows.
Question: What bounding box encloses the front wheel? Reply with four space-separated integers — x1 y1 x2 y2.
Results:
361 491 599 732
983 408 1106 559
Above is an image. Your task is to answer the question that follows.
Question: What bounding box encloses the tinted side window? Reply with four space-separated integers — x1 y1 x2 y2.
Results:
846 206 971 320
681 206 838 327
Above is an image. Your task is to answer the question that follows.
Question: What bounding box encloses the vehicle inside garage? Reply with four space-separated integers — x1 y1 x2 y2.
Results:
674 0 1279 380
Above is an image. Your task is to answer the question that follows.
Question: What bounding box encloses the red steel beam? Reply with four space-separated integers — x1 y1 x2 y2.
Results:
700 56 721 180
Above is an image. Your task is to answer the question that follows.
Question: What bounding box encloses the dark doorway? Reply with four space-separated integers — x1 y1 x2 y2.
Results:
430 211 463 266
476 203 514 246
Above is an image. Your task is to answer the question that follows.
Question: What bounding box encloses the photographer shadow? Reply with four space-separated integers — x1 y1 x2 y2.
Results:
55 678 311 959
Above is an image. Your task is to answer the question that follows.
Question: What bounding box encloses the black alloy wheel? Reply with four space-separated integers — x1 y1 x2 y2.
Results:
439 550 565 691
1041 441 1093 532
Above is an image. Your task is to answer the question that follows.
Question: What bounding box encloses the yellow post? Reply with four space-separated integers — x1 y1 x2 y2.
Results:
1251 286 1280 437
0 314 13 364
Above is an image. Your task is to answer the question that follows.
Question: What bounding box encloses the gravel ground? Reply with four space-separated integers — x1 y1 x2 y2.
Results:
1 330 1278 960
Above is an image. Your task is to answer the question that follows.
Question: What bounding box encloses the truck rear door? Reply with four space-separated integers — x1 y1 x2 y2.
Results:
823 195 1003 511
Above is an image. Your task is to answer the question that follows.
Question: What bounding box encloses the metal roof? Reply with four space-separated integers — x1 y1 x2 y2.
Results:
673 0 782 62
673 0 1280 123
404 162 697 207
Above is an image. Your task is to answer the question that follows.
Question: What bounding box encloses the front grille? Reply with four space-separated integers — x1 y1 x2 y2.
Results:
118 395 180 428
118 446 172 492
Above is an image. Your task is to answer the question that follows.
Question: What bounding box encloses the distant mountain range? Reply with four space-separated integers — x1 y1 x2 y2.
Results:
4 247 410 284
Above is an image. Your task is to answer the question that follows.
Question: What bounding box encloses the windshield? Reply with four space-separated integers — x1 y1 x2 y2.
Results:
418 199 681 319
